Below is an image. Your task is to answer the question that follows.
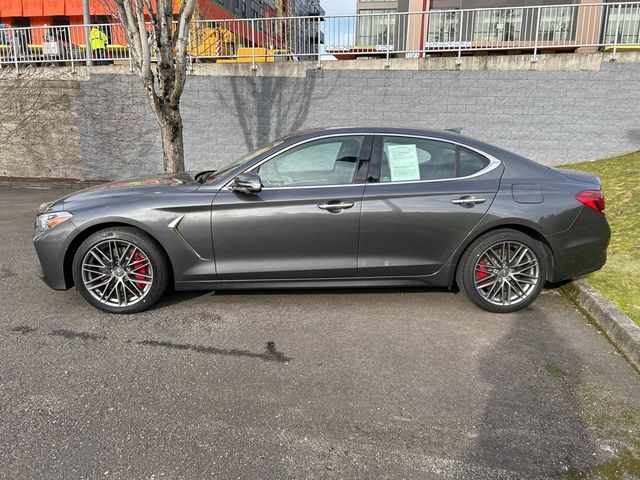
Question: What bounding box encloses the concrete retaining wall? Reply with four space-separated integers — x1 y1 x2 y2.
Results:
1 52 639 180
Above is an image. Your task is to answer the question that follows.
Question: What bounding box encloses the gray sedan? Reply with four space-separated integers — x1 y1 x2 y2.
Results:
33 128 610 314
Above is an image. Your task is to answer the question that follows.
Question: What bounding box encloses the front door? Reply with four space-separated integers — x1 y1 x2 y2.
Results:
212 135 372 280
358 135 503 277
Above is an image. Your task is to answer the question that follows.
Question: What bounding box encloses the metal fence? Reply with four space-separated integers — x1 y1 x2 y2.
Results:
1 2 639 70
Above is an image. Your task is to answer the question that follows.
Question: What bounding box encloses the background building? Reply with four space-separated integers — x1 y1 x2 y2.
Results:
355 0 639 54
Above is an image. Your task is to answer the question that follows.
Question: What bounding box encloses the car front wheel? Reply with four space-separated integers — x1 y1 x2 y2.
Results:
72 227 169 314
456 229 547 313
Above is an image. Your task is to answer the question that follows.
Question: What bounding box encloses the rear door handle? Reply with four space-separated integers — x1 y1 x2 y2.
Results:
451 196 486 206
318 202 355 210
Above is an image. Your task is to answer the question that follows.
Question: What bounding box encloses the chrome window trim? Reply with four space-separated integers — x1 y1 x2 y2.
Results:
223 132 501 191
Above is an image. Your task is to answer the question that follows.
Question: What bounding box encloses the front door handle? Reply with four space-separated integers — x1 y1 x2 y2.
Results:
318 202 355 210
451 196 487 206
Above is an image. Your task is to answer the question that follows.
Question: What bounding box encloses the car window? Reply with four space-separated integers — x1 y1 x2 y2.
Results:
380 137 457 182
254 136 364 187
379 137 490 182
459 147 490 177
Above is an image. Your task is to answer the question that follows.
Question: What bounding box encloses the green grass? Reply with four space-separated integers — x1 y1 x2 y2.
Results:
565 151 640 326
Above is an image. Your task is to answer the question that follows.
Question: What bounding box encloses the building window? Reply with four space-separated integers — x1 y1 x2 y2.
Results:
538 6 574 41
472 9 523 42
427 11 460 44
357 9 397 47
604 4 640 44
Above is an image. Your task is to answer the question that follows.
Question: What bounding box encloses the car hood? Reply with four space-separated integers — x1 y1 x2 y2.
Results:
45 172 202 211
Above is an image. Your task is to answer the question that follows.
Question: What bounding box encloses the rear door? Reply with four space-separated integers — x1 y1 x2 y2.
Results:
357 135 503 276
212 135 372 280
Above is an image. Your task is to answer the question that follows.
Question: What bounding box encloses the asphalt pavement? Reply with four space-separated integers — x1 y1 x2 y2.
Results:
1 185 639 479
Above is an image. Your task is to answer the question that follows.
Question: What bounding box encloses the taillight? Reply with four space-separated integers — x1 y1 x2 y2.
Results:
576 190 605 214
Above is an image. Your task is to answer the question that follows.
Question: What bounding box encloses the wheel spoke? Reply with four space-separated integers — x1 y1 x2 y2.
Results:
129 261 150 273
123 246 139 268
115 279 122 306
89 250 107 267
476 276 500 289
82 266 107 276
123 278 143 298
509 278 528 298
509 244 525 266
87 277 113 291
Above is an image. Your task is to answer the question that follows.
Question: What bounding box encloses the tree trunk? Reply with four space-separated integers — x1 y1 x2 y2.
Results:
154 102 185 173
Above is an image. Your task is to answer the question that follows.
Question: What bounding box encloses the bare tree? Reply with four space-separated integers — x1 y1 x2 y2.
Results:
111 0 197 173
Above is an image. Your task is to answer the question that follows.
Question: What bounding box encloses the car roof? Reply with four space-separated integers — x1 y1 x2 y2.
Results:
284 127 499 156
281 127 555 178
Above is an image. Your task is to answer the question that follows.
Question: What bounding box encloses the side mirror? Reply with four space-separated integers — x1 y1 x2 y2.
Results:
231 173 262 194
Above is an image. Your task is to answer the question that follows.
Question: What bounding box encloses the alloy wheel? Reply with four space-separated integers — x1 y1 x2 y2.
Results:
81 239 154 308
473 241 540 307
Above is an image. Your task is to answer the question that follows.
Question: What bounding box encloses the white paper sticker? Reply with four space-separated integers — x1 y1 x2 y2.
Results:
387 144 420 182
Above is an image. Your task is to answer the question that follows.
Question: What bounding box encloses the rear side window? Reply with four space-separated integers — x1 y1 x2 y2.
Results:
459 147 490 177
378 136 490 182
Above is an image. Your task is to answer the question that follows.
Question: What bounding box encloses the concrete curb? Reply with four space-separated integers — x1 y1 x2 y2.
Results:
562 280 640 371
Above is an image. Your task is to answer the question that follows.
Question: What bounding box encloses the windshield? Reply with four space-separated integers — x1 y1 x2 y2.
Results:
205 139 284 183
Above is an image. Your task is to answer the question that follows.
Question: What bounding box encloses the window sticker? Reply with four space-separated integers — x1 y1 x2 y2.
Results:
387 143 420 181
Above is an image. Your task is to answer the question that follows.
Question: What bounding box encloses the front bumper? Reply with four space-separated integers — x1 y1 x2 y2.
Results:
33 220 78 291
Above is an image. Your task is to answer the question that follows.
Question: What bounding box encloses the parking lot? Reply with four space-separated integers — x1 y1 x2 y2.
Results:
1 185 639 479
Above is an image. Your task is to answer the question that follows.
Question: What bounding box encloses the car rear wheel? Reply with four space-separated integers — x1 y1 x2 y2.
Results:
456 229 547 313
72 227 169 314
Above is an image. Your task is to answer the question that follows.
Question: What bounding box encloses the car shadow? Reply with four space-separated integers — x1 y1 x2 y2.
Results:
151 286 457 311
465 308 600 477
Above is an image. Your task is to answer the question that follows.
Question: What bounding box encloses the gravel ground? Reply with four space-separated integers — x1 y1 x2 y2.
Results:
1 185 639 479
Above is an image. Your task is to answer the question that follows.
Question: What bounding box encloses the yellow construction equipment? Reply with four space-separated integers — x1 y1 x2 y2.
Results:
217 47 291 63
188 25 234 58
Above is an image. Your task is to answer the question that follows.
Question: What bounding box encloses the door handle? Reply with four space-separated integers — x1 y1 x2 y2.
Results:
451 196 486 206
318 202 355 210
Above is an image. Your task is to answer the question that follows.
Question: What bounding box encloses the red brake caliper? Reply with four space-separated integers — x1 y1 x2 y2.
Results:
476 258 490 281
132 251 149 291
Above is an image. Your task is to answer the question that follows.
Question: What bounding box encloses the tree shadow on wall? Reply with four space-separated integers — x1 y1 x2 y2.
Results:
219 71 334 152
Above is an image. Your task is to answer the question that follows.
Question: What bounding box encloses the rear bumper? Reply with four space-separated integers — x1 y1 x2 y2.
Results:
547 207 610 283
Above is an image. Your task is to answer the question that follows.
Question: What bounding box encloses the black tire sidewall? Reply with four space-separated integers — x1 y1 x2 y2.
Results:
72 227 169 314
457 229 547 313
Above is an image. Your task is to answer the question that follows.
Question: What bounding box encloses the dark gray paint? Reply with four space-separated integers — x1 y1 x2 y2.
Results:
33 127 610 297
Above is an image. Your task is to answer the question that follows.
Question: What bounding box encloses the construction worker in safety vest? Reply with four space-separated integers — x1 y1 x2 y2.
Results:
90 26 108 64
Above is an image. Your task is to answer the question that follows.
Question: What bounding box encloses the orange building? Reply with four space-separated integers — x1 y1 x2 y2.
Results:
0 0 278 29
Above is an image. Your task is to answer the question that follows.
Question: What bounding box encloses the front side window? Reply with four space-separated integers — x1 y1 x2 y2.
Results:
255 136 364 187
379 137 489 183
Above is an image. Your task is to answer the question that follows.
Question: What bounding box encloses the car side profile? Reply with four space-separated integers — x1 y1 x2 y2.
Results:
33 127 610 314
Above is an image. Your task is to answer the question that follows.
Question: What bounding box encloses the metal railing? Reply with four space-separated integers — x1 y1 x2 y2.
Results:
0 2 639 70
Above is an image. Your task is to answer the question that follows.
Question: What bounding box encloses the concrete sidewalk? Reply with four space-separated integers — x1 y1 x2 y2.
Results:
1 186 639 479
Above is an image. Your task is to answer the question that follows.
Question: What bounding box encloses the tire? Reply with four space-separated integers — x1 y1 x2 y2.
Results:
456 229 548 313
72 227 170 314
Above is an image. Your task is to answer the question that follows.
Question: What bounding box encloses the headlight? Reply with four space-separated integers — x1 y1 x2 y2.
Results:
35 211 74 232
